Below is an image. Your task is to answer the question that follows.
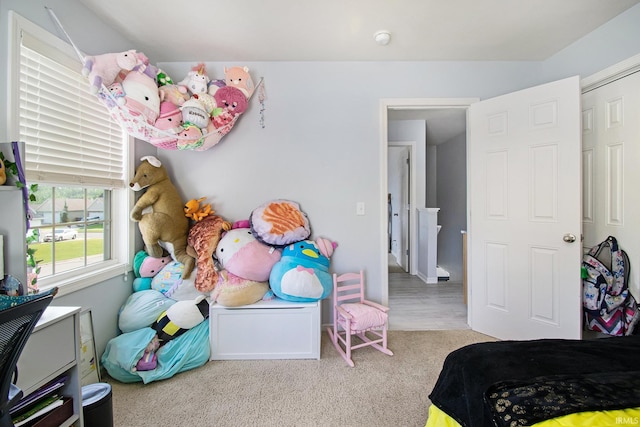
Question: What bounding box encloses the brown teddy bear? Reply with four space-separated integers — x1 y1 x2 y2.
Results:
130 156 195 278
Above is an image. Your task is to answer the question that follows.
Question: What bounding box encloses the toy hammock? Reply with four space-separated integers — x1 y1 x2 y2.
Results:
47 7 262 152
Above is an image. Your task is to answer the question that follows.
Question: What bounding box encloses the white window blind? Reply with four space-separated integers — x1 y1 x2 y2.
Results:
18 31 125 188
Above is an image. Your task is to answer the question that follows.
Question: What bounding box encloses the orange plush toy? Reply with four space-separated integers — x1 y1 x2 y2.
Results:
184 197 212 222
187 215 232 293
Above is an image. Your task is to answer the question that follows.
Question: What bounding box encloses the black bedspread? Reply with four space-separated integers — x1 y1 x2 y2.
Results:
428 335 640 427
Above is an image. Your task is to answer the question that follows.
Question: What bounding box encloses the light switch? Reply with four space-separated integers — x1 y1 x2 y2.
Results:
356 202 365 216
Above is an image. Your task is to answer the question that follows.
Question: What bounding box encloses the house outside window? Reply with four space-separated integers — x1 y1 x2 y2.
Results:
8 12 133 295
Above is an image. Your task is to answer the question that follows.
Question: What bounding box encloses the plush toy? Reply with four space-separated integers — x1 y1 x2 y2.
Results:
121 71 161 124
132 250 172 292
129 156 195 279
191 93 219 117
82 49 139 94
158 84 189 106
250 199 311 247
134 51 159 82
184 197 212 222
178 63 210 96
213 86 249 117
97 82 126 109
224 66 255 98
156 70 174 86
152 295 209 345
187 215 232 293
150 101 183 149
269 238 337 302
215 220 281 282
211 270 271 307
211 110 236 130
207 79 226 95
176 123 204 150
180 98 210 129
133 335 159 371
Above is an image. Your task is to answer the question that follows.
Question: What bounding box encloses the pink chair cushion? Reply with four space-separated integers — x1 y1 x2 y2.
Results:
339 303 388 331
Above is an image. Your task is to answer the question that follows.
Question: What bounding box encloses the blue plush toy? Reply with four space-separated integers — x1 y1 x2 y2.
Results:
269 238 337 302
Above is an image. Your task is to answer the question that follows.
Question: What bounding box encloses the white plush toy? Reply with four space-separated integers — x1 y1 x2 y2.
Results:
82 50 139 94
152 295 209 344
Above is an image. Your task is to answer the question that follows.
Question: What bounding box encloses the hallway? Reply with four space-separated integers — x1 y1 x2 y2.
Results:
388 257 468 330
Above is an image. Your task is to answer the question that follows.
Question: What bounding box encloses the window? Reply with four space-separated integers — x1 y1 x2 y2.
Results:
8 12 133 295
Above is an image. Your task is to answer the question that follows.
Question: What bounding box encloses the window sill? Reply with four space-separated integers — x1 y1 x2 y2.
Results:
37 261 131 297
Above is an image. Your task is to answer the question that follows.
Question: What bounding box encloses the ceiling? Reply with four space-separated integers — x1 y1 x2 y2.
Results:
76 0 639 145
78 0 639 63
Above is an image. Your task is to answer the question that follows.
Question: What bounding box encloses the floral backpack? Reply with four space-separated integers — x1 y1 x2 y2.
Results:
582 236 640 335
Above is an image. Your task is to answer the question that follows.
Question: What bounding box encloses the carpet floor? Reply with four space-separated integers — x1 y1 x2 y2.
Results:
106 329 495 427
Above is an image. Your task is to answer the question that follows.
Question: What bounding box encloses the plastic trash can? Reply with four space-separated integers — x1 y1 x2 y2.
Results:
82 383 113 427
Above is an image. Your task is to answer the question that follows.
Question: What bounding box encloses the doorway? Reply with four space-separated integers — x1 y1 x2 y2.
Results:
381 98 477 330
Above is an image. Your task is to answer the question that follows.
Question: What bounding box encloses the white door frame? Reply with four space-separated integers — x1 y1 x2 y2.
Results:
389 141 416 273
581 53 640 93
380 98 479 305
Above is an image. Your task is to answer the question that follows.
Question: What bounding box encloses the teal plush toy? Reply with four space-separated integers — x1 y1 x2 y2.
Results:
132 250 172 292
268 238 337 302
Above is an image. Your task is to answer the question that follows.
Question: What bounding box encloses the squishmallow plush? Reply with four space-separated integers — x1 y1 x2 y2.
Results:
269 238 337 302
215 220 281 282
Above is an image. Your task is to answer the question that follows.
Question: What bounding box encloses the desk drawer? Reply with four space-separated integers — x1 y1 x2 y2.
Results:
17 314 76 394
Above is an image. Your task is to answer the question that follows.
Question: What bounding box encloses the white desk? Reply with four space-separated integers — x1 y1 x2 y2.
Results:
16 306 83 427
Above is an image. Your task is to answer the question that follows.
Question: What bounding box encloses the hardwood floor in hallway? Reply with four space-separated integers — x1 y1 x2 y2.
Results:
388 258 469 330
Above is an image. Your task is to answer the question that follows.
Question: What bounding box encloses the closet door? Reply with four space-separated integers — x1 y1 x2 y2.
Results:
582 69 640 299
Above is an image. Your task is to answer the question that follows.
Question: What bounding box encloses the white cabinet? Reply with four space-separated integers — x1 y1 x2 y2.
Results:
17 306 83 427
210 299 321 360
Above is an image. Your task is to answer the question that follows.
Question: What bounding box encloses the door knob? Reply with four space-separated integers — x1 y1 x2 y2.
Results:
563 233 577 243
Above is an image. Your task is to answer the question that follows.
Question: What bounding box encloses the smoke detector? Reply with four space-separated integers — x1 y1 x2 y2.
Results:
374 30 391 46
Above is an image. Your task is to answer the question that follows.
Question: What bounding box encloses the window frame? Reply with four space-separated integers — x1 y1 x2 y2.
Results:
7 11 134 296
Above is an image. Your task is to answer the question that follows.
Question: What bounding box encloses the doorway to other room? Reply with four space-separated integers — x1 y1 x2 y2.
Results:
381 98 477 330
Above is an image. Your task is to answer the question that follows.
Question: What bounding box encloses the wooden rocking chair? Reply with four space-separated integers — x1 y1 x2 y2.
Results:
326 270 393 367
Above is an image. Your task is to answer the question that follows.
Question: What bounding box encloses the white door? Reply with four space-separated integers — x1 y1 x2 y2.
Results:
582 70 640 300
468 76 582 340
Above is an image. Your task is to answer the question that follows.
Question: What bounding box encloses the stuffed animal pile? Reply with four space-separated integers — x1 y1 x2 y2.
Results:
83 51 257 151
104 158 338 383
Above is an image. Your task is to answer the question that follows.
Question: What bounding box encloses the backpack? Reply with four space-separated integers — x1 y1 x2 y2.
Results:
582 236 640 335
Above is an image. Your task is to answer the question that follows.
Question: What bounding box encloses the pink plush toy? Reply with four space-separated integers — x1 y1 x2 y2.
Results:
150 102 182 149
158 85 189 106
213 86 248 116
215 220 281 282
224 66 255 98
121 71 161 124
82 50 139 94
176 123 204 150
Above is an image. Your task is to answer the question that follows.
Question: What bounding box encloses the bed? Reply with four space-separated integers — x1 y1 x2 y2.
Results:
425 335 640 427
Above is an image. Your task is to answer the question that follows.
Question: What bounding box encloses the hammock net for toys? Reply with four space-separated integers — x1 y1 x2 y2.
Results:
47 7 261 152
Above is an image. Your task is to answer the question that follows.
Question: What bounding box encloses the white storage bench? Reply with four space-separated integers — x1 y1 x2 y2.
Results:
209 298 321 360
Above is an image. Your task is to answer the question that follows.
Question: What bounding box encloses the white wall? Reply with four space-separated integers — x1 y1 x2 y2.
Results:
388 120 426 209
541 3 640 82
436 133 467 282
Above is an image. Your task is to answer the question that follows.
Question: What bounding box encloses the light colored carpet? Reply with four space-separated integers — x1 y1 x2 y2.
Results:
106 329 495 427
